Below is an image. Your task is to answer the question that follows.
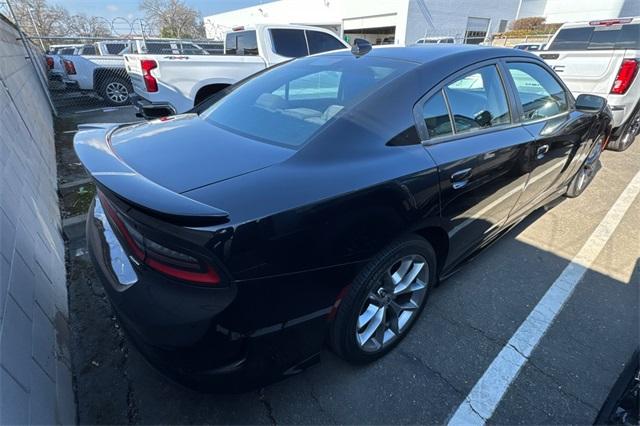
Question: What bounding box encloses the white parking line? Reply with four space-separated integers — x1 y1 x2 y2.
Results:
448 168 640 425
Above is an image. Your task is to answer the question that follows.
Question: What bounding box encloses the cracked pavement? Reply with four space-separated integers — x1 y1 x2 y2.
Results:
59 107 639 424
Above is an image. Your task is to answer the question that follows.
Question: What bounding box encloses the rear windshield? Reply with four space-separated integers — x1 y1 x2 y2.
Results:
548 24 640 50
201 55 415 149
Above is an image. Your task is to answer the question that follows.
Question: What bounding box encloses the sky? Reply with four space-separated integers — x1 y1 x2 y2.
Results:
57 0 271 22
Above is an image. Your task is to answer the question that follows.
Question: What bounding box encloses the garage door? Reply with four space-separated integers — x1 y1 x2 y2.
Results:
465 17 490 44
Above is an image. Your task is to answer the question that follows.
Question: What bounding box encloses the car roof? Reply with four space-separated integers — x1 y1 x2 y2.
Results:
324 44 537 65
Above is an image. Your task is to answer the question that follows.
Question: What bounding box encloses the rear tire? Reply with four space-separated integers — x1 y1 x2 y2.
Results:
608 106 640 152
329 235 436 363
99 77 132 107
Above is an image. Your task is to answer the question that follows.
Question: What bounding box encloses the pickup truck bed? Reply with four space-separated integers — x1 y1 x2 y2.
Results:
125 24 349 118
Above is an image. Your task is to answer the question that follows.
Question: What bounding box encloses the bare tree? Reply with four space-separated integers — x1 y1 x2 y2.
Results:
7 0 69 37
68 14 111 37
139 0 205 38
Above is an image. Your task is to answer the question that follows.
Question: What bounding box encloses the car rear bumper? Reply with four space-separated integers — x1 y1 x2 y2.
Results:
85 197 328 391
130 93 176 119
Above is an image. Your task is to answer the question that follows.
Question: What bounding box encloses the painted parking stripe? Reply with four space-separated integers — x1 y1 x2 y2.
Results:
448 168 640 425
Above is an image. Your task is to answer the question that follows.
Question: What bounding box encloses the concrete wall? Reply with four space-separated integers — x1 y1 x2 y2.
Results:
404 0 520 44
0 15 75 426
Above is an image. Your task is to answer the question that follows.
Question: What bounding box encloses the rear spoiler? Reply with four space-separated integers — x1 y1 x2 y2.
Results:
74 123 229 226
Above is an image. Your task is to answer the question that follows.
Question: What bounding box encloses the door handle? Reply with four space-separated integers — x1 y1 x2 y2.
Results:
536 144 550 160
451 168 472 190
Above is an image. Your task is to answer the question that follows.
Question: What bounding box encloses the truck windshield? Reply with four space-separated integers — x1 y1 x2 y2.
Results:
548 24 640 50
201 55 415 149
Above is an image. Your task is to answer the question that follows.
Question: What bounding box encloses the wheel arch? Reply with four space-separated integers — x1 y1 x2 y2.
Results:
193 83 232 106
93 67 131 88
414 226 449 275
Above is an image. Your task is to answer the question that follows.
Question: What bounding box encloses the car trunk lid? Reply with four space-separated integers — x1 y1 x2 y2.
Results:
107 113 294 193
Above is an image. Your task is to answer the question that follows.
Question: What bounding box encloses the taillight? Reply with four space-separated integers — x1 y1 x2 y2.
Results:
611 59 639 95
45 56 54 69
140 59 158 92
98 192 220 285
63 59 76 75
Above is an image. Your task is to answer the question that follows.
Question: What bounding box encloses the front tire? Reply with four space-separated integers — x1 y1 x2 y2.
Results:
330 235 436 363
608 106 640 152
566 136 603 198
99 77 132 106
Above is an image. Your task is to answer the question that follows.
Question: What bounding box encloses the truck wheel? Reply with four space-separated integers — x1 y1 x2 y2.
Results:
99 77 132 106
608 107 640 152
329 235 436 363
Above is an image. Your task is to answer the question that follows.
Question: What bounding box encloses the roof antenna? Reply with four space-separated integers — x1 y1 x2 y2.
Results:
351 38 372 57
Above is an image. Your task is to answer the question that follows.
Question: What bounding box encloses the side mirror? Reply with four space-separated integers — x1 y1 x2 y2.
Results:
474 110 492 127
575 94 606 113
351 38 372 56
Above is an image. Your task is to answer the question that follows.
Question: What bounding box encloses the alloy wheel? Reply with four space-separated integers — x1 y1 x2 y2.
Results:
356 254 429 352
620 110 640 148
576 140 601 191
105 81 129 104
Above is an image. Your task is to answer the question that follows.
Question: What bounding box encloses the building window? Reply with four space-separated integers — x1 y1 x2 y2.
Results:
498 20 508 33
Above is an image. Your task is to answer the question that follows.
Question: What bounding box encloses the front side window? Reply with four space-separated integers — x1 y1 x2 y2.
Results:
201 56 415 148
422 91 453 139
306 30 344 55
270 29 308 58
444 65 511 134
507 62 568 122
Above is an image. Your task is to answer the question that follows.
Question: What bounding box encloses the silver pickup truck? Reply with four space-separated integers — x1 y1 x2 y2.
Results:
538 17 640 151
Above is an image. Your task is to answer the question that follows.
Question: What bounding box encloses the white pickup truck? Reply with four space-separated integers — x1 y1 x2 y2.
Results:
61 54 131 106
59 39 208 106
538 17 640 151
124 24 349 118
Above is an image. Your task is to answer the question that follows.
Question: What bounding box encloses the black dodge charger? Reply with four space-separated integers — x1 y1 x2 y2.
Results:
75 44 612 390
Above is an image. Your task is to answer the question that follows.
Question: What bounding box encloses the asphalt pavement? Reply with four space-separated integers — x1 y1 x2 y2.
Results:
58 107 639 425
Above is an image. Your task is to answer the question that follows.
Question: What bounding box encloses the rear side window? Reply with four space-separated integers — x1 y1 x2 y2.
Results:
106 43 125 55
306 30 344 55
422 91 453 139
549 24 640 50
507 62 568 122
82 45 96 55
270 29 308 58
146 43 172 54
444 65 511 134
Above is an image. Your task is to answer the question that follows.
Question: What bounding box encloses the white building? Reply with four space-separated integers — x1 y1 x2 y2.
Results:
204 0 521 45
517 0 640 23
